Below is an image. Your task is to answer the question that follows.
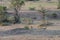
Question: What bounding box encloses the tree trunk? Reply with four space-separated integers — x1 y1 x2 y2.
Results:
14 8 21 23
42 13 46 24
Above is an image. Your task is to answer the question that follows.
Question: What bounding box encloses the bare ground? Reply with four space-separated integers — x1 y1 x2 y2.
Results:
0 20 60 31
0 20 60 40
0 35 60 40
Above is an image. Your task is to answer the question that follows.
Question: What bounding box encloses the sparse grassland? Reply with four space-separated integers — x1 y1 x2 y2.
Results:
21 1 58 10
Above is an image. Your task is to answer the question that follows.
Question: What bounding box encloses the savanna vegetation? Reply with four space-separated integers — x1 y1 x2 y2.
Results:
0 0 59 29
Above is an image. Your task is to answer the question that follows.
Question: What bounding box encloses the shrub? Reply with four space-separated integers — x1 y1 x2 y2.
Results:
28 18 33 25
1 22 11 26
29 7 35 10
24 26 29 30
52 13 57 18
0 6 7 23
32 17 37 19
7 16 15 23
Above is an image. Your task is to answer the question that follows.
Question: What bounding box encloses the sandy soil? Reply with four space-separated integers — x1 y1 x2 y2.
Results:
0 35 60 40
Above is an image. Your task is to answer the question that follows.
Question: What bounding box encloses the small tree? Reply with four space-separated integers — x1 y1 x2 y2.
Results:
10 0 25 23
38 7 48 29
0 6 7 23
2 7 8 22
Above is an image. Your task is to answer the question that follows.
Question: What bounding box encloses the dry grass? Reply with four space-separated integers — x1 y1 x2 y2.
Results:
0 1 58 10
21 2 58 10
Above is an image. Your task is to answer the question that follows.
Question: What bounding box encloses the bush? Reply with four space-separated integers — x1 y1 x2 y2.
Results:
0 22 11 26
1 22 11 26
32 17 37 19
7 16 15 23
29 7 35 10
52 13 57 18
24 26 29 30
0 6 7 23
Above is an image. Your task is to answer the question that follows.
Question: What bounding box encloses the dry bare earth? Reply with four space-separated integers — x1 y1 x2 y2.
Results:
0 35 60 40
